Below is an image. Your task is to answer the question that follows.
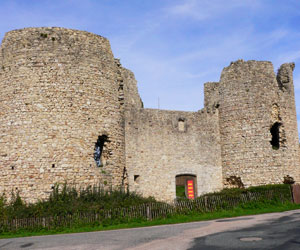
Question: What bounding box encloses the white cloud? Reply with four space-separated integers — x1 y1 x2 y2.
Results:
277 51 300 65
167 0 261 20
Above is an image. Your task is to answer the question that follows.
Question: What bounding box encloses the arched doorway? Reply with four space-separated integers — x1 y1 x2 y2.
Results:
175 174 197 199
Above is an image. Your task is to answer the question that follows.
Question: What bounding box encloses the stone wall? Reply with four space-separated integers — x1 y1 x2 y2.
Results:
0 27 299 203
276 63 300 182
125 108 223 202
0 27 127 202
117 61 143 109
217 60 300 187
204 82 219 112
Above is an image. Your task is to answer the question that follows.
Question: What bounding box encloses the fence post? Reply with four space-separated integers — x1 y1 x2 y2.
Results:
146 205 151 220
204 197 208 211
290 184 295 203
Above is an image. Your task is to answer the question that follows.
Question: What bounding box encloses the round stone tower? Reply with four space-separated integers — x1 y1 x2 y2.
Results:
0 27 127 202
218 60 300 187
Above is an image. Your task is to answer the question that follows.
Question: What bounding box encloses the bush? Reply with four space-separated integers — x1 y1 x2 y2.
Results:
199 184 291 198
0 184 158 220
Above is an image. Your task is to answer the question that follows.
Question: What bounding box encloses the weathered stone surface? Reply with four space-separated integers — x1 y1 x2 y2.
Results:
125 108 222 202
215 60 300 187
0 28 128 202
0 28 299 203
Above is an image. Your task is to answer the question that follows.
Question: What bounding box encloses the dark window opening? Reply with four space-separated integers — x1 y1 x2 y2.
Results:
52 164 55 168
134 175 140 183
270 122 281 149
94 135 108 167
11 166 14 170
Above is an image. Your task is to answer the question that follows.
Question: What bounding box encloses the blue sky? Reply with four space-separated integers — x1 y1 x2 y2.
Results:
0 0 300 137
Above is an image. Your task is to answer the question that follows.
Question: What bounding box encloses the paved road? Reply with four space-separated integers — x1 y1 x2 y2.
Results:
1 209 300 250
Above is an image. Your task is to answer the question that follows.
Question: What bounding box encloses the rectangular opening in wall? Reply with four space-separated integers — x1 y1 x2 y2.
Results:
178 118 185 132
94 135 108 167
175 174 197 199
134 175 140 183
270 122 281 150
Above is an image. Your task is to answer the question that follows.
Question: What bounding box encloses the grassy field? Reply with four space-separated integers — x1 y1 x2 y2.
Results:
1 201 299 239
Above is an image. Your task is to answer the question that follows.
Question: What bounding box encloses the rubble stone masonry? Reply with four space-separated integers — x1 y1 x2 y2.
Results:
0 28 128 202
205 60 300 188
125 108 222 202
0 28 299 202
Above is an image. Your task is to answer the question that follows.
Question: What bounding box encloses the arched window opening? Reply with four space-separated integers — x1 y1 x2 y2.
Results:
270 122 281 150
178 118 186 132
175 174 197 199
134 175 140 184
94 135 108 167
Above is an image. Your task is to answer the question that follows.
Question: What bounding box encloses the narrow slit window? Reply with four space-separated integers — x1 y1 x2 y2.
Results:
270 122 281 149
178 118 185 132
94 135 108 167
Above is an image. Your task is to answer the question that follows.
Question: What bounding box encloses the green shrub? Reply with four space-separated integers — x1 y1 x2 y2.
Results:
199 184 291 198
0 194 6 219
0 183 294 234
0 184 158 220
176 186 185 198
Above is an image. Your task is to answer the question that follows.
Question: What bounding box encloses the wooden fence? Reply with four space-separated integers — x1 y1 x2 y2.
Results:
291 184 300 204
0 189 292 231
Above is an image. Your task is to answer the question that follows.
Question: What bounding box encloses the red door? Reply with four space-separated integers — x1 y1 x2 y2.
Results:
186 179 195 199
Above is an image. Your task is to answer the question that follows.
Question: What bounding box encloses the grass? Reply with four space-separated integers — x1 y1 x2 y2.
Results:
176 185 186 198
0 184 296 238
1 202 299 239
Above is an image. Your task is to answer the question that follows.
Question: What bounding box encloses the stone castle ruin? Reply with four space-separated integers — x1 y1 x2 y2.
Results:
0 27 299 202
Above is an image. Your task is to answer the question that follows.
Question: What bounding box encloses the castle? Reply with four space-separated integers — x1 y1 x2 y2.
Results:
0 27 299 202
